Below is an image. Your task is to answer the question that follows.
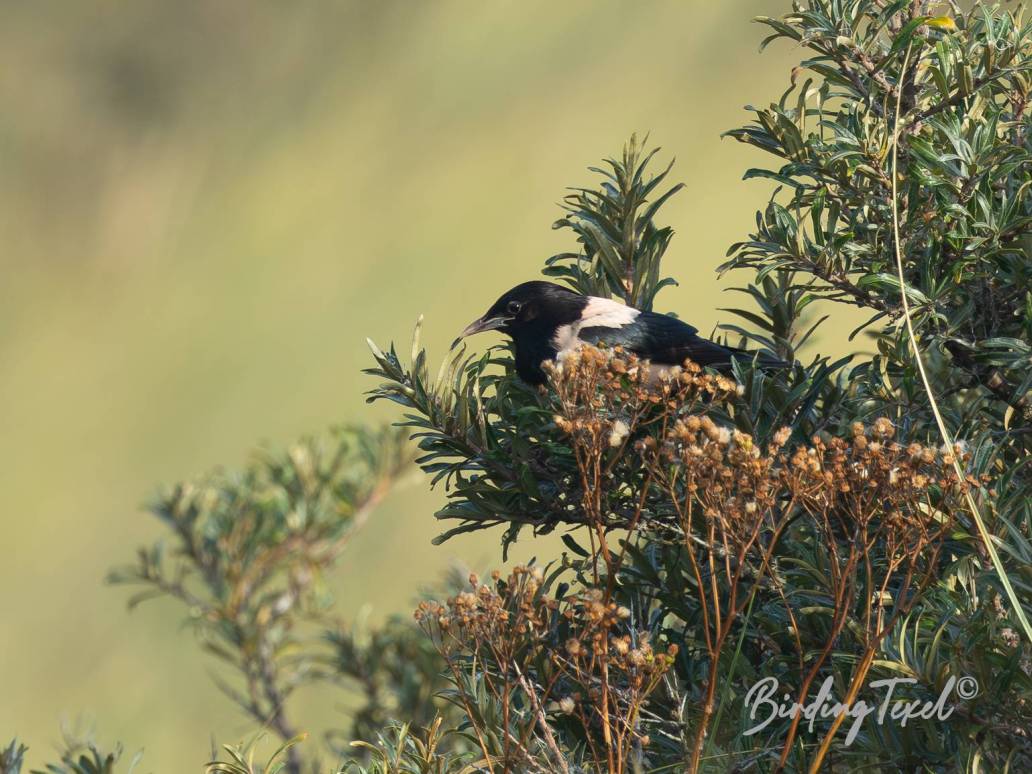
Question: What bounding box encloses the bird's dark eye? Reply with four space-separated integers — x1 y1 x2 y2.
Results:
506 301 522 315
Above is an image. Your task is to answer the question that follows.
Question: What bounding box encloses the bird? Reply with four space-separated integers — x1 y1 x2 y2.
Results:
454 280 789 386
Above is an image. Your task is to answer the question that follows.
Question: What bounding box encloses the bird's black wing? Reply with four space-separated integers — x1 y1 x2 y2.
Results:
578 311 742 368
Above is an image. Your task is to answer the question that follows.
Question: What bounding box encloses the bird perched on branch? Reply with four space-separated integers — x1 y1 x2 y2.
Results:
454 281 790 385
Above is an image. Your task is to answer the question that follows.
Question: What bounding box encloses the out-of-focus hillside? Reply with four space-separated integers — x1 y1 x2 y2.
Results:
0 1 866 769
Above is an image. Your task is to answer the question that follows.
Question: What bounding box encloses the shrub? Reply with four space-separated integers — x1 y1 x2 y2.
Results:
9 1 1032 771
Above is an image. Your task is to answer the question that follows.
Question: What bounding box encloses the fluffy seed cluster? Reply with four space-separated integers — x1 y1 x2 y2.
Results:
547 345 738 444
414 565 551 650
551 346 971 542
415 569 676 679
414 566 676 764
558 587 678 674
788 422 974 524
547 345 743 531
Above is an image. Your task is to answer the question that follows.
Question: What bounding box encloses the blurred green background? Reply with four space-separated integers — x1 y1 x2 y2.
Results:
0 1 861 769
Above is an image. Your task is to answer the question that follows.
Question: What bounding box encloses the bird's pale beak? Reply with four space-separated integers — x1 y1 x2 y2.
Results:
451 315 507 349
461 315 508 338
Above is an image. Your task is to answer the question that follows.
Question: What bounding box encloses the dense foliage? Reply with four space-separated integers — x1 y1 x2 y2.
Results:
6 1 1032 771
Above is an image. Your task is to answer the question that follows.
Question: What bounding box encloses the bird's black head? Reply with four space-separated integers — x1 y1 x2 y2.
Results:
455 281 586 345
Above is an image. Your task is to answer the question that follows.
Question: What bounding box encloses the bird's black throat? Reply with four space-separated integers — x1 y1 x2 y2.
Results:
511 321 563 385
